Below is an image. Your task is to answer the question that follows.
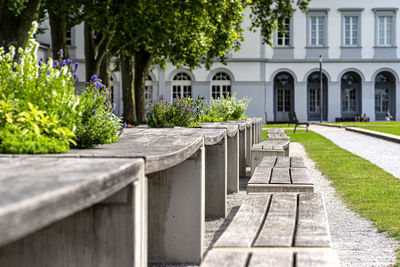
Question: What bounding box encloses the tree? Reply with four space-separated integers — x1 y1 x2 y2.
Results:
0 0 41 53
113 0 247 123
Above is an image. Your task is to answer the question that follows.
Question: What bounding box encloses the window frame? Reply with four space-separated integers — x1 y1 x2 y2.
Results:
211 72 232 99
171 72 192 100
275 17 293 47
306 9 330 48
373 8 397 48
339 8 363 48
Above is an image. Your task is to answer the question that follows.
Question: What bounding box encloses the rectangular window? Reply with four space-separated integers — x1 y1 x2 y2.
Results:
344 16 358 46
66 30 72 46
310 16 324 46
277 18 291 46
378 16 393 46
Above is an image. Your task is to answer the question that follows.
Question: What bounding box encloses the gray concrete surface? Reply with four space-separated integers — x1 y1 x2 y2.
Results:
311 125 400 179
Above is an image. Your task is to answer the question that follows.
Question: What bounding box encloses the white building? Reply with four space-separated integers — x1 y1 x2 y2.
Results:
37 0 400 122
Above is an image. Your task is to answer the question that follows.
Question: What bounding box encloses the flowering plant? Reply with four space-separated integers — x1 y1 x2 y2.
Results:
200 93 250 122
146 97 201 128
74 75 124 148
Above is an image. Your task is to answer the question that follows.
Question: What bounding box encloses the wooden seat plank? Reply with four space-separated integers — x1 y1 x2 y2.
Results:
290 157 306 168
201 250 248 267
254 194 297 247
258 156 277 167
291 168 312 184
270 168 291 184
248 167 272 184
275 157 290 168
296 250 341 267
295 194 331 247
214 195 271 248
249 251 293 267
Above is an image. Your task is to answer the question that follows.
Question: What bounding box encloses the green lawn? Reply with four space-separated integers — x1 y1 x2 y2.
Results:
270 129 400 264
324 121 400 127
359 126 400 137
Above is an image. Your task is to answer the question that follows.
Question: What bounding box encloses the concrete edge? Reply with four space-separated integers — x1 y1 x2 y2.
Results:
346 127 400 144
317 123 347 128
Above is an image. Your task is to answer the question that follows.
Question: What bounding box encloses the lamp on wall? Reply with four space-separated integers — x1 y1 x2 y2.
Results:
319 55 323 122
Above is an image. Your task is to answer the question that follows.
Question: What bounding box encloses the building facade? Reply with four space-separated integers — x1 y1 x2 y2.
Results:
37 0 400 122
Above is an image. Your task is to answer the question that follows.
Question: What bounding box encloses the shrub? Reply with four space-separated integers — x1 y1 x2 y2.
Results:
200 93 251 122
74 75 124 148
146 97 201 128
0 23 124 153
0 23 79 153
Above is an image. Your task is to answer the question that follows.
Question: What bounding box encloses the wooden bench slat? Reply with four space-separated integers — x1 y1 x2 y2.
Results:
295 194 331 247
248 167 272 184
201 251 248 267
249 251 293 267
214 195 271 247
270 168 291 184
296 250 340 267
275 157 290 168
290 157 306 168
291 168 312 185
254 194 297 247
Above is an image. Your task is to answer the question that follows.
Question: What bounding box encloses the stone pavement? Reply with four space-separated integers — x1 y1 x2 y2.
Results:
311 125 400 179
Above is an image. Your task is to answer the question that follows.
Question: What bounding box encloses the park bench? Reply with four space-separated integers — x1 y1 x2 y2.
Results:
201 192 339 267
0 157 146 267
251 140 290 176
124 127 228 218
250 117 264 144
4 134 206 264
247 156 313 193
289 112 309 133
267 128 290 141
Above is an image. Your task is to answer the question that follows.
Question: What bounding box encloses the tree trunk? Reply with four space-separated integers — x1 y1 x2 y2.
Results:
48 3 69 59
84 21 96 81
0 0 41 54
84 21 115 82
121 55 137 123
99 53 111 88
133 48 152 123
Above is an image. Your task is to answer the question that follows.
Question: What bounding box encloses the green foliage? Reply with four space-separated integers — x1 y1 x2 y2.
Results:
0 23 124 153
74 77 124 148
200 93 251 122
146 97 201 128
0 24 79 153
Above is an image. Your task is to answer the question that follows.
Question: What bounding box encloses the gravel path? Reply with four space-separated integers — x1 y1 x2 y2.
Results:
290 142 399 267
311 125 400 179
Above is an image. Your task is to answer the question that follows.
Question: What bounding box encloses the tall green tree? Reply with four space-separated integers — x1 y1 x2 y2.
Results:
0 0 41 52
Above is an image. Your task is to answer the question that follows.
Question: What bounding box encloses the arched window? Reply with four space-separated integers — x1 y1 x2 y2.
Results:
341 71 361 118
172 72 192 98
375 71 395 120
145 75 153 105
211 72 231 98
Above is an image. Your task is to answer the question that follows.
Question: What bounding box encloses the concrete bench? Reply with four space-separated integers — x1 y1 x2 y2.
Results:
5 134 206 264
227 120 250 177
199 122 240 193
124 127 228 218
201 193 339 267
247 157 313 193
267 128 290 141
250 117 264 144
251 140 290 176
0 157 146 267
